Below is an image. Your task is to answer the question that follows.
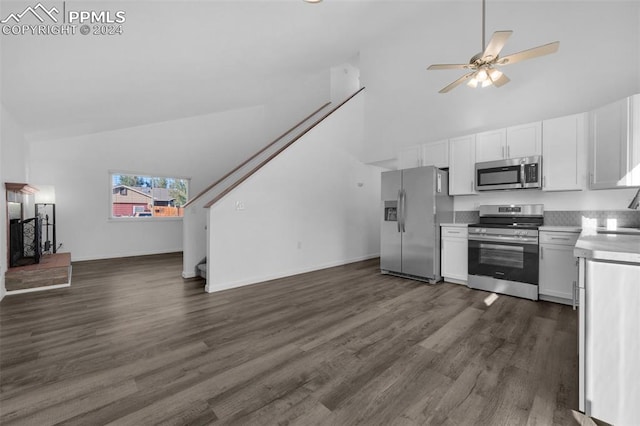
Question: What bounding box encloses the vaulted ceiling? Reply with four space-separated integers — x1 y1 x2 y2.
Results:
2 1 639 144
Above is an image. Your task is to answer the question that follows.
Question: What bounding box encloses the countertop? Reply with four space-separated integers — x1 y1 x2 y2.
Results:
440 223 468 228
574 232 640 264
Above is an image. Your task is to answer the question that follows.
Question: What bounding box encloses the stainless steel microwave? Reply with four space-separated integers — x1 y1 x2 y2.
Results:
475 156 541 191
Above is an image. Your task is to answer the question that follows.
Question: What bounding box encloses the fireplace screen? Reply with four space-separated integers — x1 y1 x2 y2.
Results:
9 217 42 267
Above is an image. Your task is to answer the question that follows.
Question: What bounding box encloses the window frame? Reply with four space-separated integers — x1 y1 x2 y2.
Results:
109 171 190 221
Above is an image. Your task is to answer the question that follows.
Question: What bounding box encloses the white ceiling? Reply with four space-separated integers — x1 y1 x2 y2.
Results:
0 0 426 138
1 0 639 142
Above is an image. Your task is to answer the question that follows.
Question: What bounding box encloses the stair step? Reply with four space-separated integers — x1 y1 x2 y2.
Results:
197 263 206 279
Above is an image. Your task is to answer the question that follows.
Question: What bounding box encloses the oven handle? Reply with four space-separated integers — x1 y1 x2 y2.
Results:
478 243 525 252
469 235 538 245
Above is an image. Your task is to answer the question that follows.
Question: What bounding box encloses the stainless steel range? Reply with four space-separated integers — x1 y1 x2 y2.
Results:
467 204 544 300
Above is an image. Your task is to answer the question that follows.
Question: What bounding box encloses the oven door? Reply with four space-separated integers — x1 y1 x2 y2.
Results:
468 236 539 284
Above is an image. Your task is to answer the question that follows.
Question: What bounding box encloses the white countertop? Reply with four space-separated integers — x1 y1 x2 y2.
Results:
440 223 468 228
574 232 640 264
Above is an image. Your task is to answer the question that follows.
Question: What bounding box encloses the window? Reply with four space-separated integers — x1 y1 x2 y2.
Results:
110 173 189 219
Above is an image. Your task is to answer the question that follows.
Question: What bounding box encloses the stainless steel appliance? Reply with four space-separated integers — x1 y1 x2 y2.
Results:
475 156 541 191
381 166 453 283
467 204 543 300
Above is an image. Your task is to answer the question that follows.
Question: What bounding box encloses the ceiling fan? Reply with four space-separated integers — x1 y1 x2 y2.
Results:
427 0 559 93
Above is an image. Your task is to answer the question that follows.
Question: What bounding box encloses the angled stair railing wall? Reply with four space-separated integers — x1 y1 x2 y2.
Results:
204 87 374 292
203 88 366 208
184 101 330 209
182 87 365 279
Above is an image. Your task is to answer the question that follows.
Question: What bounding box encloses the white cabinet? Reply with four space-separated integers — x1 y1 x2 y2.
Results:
449 134 476 195
397 145 422 169
579 258 640 425
475 129 506 162
476 122 542 162
539 231 580 306
507 122 542 158
422 140 449 168
441 226 468 284
542 113 587 191
589 94 640 189
398 141 449 169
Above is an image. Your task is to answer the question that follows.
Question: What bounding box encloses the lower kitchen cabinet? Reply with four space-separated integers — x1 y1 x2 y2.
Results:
539 231 580 306
441 226 467 284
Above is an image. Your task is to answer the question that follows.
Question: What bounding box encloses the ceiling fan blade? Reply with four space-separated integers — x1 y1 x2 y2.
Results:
427 64 472 70
482 31 513 61
492 72 510 87
438 72 475 94
498 41 560 65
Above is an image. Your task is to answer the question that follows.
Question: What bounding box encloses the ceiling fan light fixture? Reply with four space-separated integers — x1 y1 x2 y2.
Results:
481 79 492 88
489 68 503 80
476 69 488 82
467 77 479 88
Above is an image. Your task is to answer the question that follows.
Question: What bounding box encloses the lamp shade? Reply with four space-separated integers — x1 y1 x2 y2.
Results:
34 185 56 204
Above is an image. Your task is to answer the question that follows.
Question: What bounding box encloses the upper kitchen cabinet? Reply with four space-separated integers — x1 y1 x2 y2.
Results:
422 140 449 168
449 134 476 195
397 145 422 169
589 94 640 189
542 113 587 191
507 122 542 158
476 122 542 162
475 129 506 162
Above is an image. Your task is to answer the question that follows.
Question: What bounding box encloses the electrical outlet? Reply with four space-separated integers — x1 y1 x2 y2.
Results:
235 201 245 211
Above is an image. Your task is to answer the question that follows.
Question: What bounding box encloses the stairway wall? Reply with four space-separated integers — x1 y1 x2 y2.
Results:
207 93 381 293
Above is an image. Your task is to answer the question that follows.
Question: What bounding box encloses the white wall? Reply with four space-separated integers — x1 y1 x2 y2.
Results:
263 71 331 143
360 1 640 164
28 106 267 261
1 105 30 300
1 106 28 182
207 93 381 292
331 61 360 104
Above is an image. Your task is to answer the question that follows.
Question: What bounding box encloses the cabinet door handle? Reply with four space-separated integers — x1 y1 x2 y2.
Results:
471 181 474 192
550 237 570 241
540 246 544 259
543 176 546 188
572 281 577 310
448 231 460 234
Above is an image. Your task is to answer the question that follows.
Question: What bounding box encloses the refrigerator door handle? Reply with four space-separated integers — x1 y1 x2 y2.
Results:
397 190 402 233
401 189 407 233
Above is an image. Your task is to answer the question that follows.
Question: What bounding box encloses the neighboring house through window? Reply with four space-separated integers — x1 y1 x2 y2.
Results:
110 173 189 218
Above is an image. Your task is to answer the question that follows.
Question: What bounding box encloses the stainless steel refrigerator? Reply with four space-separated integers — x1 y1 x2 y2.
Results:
381 166 453 283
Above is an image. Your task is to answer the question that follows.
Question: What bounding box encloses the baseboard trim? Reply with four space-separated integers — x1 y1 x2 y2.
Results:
6 283 71 295
72 249 183 262
205 254 379 294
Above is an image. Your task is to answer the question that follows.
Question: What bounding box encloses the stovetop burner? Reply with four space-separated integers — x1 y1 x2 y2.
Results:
469 204 544 229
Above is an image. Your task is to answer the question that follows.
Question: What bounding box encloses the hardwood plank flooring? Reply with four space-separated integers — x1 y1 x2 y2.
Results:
0 253 585 425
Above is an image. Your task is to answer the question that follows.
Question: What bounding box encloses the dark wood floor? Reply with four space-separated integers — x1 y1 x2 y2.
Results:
1 253 586 425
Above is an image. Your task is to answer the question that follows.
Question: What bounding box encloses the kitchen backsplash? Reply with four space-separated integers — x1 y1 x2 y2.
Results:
544 210 640 227
454 210 640 227
453 211 479 224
